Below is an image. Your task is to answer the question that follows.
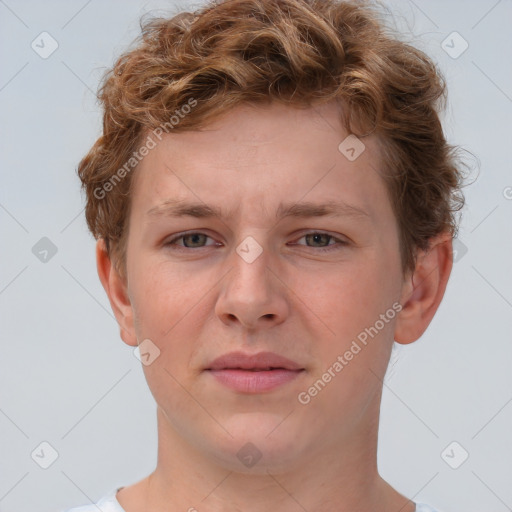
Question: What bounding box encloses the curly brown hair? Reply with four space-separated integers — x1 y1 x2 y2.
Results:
78 0 466 279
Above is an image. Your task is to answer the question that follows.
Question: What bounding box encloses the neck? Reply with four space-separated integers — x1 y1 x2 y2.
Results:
128 398 414 512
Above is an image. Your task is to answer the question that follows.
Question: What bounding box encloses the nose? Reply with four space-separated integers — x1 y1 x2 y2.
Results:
214 239 289 331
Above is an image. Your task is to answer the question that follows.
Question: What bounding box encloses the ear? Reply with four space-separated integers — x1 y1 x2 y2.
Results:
394 232 453 345
96 239 138 347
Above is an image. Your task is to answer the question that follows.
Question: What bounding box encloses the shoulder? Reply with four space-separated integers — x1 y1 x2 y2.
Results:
61 489 125 512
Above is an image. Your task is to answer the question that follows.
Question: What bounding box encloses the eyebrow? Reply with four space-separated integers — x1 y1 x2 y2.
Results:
147 198 370 221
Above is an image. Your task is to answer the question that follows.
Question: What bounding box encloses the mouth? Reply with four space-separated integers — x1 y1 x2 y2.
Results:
206 350 304 371
221 367 290 371
205 351 305 393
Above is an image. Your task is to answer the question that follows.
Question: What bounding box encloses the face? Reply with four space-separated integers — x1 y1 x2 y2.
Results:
120 101 410 472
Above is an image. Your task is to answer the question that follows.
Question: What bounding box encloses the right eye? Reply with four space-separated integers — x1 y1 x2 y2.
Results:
165 231 220 250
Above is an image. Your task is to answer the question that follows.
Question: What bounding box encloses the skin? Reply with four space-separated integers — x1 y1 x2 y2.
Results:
97 100 453 512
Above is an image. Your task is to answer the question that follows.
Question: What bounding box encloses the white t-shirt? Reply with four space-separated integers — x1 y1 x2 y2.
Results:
61 487 443 512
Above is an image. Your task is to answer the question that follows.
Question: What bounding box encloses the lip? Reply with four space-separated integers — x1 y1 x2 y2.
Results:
207 351 304 371
205 351 305 393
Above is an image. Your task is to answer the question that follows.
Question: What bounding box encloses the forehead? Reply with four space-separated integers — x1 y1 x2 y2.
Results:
130 101 388 221
149 101 380 163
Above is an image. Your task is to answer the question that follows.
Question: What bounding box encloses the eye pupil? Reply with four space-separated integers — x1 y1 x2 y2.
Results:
184 233 205 247
307 233 329 247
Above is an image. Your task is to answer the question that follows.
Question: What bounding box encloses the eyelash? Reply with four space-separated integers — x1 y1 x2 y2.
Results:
164 231 348 253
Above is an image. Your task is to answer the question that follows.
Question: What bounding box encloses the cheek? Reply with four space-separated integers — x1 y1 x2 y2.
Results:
128 277 189 389
293 255 399 378
290 258 384 337
130 261 195 335
131 273 203 412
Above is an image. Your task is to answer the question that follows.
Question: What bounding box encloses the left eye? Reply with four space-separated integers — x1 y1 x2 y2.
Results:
165 231 347 251
293 232 347 252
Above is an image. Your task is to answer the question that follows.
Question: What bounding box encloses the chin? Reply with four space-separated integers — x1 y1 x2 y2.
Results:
202 412 311 474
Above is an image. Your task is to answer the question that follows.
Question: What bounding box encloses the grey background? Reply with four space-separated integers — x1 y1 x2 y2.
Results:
0 1 511 511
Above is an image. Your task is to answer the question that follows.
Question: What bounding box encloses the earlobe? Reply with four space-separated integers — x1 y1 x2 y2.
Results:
96 239 138 347
394 232 453 345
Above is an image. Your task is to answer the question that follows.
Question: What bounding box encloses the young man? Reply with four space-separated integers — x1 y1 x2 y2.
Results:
65 0 465 510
